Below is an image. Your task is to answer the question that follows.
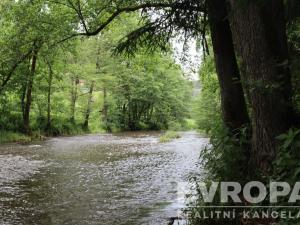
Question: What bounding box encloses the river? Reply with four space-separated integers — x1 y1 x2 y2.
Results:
0 131 208 225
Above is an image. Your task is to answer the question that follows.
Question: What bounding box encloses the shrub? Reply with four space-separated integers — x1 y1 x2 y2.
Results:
159 131 181 143
0 131 31 143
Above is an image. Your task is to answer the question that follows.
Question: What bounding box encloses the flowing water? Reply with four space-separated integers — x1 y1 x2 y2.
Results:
0 131 208 225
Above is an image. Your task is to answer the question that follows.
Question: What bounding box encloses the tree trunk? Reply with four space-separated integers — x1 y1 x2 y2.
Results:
207 0 249 132
228 0 293 173
23 48 38 135
286 0 300 21
83 81 95 130
102 87 109 131
70 76 79 122
20 81 27 120
46 61 53 132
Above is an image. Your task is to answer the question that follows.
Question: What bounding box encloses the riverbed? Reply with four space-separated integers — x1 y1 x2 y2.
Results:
0 131 208 225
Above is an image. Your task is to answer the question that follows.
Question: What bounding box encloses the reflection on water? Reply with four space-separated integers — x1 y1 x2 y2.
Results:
0 131 208 225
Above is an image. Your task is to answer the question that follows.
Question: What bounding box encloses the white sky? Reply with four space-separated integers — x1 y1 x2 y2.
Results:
171 36 202 81
149 11 202 81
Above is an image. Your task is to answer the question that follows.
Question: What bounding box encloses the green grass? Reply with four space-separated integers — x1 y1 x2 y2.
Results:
159 131 181 143
168 119 198 131
185 118 197 130
0 131 31 144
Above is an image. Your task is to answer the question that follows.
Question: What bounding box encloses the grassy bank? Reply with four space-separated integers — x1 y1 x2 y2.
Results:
0 126 106 144
159 131 181 143
0 131 31 144
0 129 183 145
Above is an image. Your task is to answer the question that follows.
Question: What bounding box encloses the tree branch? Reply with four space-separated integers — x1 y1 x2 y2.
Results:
0 49 33 90
54 1 204 45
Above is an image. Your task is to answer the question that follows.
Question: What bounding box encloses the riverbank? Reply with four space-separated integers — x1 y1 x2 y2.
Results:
0 128 106 144
0 131 32 144
0 118 198 144
0 128 194 145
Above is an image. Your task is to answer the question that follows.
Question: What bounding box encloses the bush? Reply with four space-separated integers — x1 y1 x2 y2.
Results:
187 56 251 225
0 112 23 132
274 128 300 183
33 116 84 136
192 56 222 134
159 131 181 143
0 131 31 143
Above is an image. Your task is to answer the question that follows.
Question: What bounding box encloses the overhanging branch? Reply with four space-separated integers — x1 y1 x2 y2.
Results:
55 1 205 45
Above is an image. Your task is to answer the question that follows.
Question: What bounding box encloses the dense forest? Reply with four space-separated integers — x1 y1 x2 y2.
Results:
1 0 300 225
0 4 193 140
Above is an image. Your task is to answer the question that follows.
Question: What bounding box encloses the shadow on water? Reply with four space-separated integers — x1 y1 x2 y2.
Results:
0 131 208 225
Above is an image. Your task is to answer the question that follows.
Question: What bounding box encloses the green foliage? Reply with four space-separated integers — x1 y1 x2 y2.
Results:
192 56 222 134
106 52 191 131
187 54 250 225
288 19 300 114
0 131 31 144
159 131 181 143
201 127 249 181
0 9 192 139
191 54 249 181
33 116 83 136
269 128 300 225
186 125 249 225
0 93 24 131
167 119 197 131
274 128 300 182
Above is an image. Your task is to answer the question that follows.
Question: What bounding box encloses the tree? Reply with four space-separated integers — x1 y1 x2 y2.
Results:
229 0 293 172
45 58 54 132
23 43 40 134
207 0 249 132
105 51 190 131
82 80 95 130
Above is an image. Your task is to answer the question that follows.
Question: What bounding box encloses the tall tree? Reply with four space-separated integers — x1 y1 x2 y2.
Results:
70 75 79 122
83 81 95 130
229 0 293 172
23 44 39 135
207 0 249 132
45 59 54 132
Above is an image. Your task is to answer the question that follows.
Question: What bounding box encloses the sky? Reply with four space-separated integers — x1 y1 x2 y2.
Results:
171 36 202 81
149 11 202 81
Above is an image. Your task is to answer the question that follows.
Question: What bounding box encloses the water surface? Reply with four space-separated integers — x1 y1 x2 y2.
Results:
0 131 207 225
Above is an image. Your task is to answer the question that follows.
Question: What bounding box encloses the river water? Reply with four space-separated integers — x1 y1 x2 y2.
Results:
0 131 208 225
